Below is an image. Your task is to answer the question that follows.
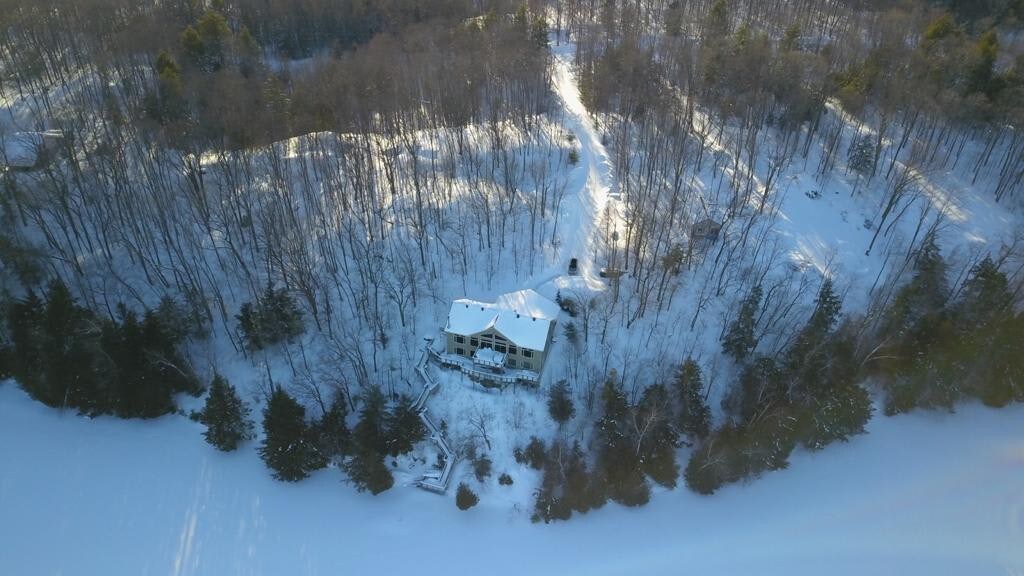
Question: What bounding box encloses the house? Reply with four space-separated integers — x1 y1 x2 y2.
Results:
442 289 559 385
691 218 722 242
1 131 63 171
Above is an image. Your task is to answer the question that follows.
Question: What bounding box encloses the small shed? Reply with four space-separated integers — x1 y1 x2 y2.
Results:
1 131 63 170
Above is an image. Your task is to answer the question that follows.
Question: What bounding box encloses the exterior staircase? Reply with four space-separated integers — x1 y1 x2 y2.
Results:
412 339 455 494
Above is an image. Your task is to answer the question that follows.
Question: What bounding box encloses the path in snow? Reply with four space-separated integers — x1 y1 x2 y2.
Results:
528 31 623 296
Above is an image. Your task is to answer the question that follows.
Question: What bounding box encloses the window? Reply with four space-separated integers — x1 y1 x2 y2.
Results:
495 344 507 353
522 349 533 358
508 346 518 355
508 359 516 368
455 335 465 344
456 347 465 356
523 361 532 370
470 337 478 347
493 334 505 341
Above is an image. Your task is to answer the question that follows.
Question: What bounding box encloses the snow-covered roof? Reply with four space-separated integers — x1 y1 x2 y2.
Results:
472 348 506 367
446 290 558 351
1 131 61 168
2 133 41 168
494 289 561 321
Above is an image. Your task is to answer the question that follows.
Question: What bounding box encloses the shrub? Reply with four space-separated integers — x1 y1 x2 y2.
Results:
473 454 493 482
456 483 479 510
498 473 513 486
521 437 546 470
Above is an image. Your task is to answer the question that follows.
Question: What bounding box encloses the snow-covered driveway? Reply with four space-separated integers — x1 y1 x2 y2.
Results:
529 31 623 295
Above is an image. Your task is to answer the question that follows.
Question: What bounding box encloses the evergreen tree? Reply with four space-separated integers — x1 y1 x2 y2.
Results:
237 283 305 352
353 386 387 454
384 394 425 456
977 313 1024 407
957 257 1011 327
7 282 198 418
101 305 199 418
564 441 601 513
344 446 394 495
42 280 101 411
146 51 185 124
786 279 842 395
882 235 948 336
344 386 393 494
531 15 549 49
259 388 320 481
547 380 576 425
198 374 254 452
6 289 44 397
636 384 679 488
533 442 572 523
726 356 784 423
675 358 711 441
311 390 351 463
594 374 649 506
722 284 762 362
847 133 875 175
703 0 730 41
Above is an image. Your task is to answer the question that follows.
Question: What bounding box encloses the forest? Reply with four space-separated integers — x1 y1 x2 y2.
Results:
1 0 1022 521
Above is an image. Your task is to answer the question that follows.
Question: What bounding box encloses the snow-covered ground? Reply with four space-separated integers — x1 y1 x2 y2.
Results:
3 16 1024 576
1 383 1021 575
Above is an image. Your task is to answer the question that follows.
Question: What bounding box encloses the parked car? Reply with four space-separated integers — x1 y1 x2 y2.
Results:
599 267 623 279
568 257 579 275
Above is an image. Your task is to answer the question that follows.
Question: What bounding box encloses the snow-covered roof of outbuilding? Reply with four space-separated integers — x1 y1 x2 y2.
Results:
1 131 61 169
1 133 42 168
446 290 558 351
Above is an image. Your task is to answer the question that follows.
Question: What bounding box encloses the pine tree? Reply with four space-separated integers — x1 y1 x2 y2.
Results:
198 374 254 452
594 374 649 506
727 356 784 423
42 280 105 414
237 283 305 352
311 390 351 463
260 388 319 481
547 380 576 425
957 257 1010 327
384 394 425 456
344 386 393 494
531 15 549 49
344 446 394 495
883 234 948 336
353 386 387 454
636 384 679 488
533 442 572 522
847 133 875 175
675 359 711 441
6 289 44 398
786 279 842 387
722 284 762 362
